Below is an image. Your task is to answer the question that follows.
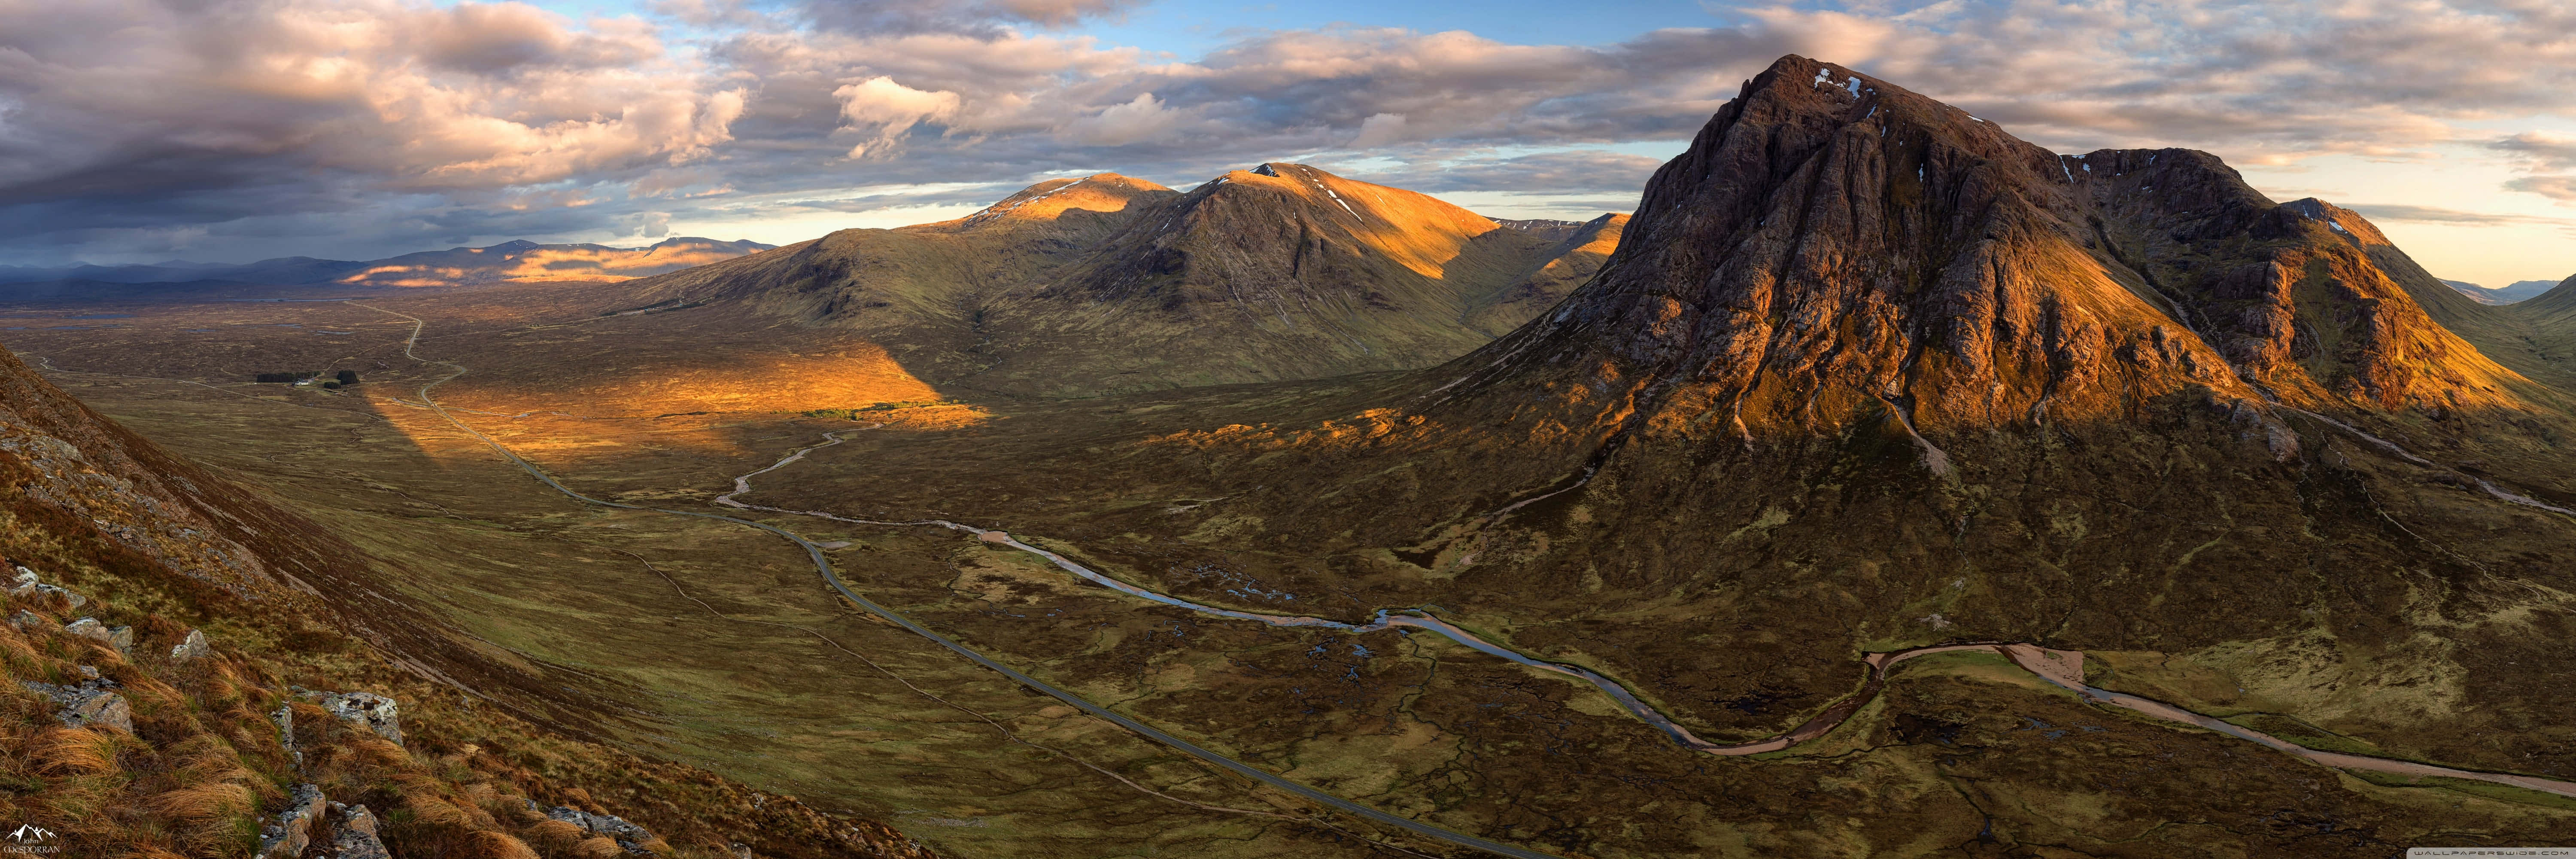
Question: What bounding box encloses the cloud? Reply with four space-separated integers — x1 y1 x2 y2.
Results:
2505 176 2576 202
2492 131 2576 171
17 0 2576 264
802 0 1142 37
2343 203 2576 225
834 76 965 158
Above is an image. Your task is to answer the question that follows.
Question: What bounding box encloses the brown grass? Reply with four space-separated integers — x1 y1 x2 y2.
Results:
571 835 625 859
145 781 252 821
33 727 117 774
468 830 542 859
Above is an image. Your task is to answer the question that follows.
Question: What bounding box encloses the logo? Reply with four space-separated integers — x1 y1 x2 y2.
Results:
3 824 58 854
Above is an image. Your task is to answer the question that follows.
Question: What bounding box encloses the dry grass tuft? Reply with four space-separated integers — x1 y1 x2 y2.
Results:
467 830 542 859
409 795 474 827
522 819 587 851
33 727 117 775
146 782 252 822
571 835 625 859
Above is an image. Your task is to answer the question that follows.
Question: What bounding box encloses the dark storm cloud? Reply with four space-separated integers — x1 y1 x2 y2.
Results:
12 0 2576 264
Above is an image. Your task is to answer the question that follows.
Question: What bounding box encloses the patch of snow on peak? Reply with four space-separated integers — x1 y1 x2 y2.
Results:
1812 69 1833 88
1845 77 1862 97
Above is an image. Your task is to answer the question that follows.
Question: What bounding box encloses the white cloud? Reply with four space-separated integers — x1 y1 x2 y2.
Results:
834 76 965 158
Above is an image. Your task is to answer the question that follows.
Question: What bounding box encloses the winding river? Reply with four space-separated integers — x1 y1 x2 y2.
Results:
717 431 2576 797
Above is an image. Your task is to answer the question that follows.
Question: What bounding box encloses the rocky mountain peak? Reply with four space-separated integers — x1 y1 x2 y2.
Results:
1438 54 2522 441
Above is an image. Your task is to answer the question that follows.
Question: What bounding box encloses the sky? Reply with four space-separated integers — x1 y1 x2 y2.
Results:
8 1 2576 288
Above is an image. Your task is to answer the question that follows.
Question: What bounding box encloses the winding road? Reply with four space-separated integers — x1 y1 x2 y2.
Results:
363 302 2576 859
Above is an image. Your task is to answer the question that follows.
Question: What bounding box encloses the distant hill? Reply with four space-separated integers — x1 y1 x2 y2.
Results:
628 165 1626 396
2445 277 2563 305
0 237 776 295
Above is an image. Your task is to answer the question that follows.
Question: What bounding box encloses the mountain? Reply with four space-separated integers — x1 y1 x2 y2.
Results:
0 237 775 294
2448 278 2563 305
796 56 2576 838
630 167 1626 396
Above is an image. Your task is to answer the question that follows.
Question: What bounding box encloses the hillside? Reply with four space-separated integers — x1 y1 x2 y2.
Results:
629 168 1626 396
0 344 931 858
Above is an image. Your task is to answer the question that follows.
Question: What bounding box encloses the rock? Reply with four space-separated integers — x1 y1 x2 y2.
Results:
258 784 325 859
7 567 86 610
273 704 301 766
19 678 131 733
300 689 402 746
329 803 392 859
62 617 132 654
541 803 663 855
9 610 53 634
170 628 212 661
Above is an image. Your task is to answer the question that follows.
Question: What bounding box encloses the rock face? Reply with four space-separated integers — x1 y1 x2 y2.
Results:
627 168 1625 396
19 677 131 732
302 689 402 746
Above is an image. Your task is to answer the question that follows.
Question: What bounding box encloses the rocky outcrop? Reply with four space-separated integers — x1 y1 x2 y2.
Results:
272 704 301 766
529 799 665 855
258 784 325 859
19 676 131 732
9 567 85 610
168 628 211 661
62 617 132 655
301 689 402 746
9 610 52 634
329 803 391 859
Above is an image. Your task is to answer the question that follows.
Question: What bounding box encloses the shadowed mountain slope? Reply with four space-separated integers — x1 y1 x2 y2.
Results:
631 167 1626 396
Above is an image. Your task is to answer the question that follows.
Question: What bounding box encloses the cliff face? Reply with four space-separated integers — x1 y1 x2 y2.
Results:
629 168 1625 396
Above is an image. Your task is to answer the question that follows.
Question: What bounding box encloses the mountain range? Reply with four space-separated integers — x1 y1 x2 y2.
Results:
2447 277 2565 305
0 236 776 294
625 164 1626 396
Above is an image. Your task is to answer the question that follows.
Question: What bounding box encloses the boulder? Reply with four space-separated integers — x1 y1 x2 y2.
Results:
19 678 132 733
301 689 402 746
272 704 301 766
62 617 133 654
528 800 664 855
170 628 212 661
329 803 392 859
258 784 325 859
9 610 53 634
8 567 86 611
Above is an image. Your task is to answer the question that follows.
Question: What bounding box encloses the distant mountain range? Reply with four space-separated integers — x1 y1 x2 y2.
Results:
629 164 1627 396
2445 277 2565 305
0 236 776 294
